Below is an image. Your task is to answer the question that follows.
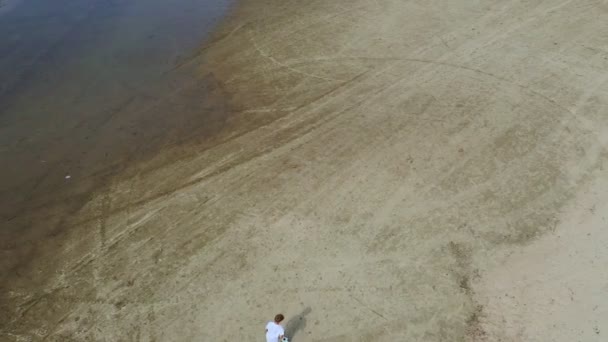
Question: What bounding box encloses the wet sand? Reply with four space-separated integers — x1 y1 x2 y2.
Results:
3 0 608 341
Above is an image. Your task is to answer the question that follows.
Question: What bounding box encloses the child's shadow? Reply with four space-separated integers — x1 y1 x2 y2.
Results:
285 307 312 341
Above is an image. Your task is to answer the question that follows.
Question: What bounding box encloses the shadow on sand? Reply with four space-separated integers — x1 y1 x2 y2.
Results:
285 307 312 341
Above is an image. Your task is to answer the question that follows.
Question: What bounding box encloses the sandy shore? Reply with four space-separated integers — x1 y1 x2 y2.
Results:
2 0 608 341
476 175 608 341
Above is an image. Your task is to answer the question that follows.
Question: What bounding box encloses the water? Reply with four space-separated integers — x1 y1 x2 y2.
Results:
0 0 231 107
0 0 232 225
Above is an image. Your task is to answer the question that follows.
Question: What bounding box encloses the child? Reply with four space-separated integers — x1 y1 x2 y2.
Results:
265 314 285 342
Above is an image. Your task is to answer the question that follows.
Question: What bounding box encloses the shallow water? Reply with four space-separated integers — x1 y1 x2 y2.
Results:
0 0 232 223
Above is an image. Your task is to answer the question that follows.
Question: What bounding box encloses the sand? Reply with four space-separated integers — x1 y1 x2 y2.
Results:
2 0 608 341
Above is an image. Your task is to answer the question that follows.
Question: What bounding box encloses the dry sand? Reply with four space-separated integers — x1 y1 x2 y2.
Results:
2 0 608 341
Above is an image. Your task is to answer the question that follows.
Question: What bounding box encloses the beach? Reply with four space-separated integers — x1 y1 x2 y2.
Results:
2 0 608 341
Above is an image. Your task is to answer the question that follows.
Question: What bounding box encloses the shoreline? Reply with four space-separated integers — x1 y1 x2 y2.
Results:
1 0 243 333
0 0 238 228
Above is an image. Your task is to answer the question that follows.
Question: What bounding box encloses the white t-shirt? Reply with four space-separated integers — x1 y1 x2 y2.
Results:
265 321 284 342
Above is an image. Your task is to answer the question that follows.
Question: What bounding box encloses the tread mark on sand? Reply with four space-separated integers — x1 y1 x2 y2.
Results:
55 69 374 231
249 31 344 82
348 294 388 321
286 55 600 134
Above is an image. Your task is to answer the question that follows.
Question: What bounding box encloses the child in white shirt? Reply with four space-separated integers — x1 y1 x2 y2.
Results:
265 314 285 342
